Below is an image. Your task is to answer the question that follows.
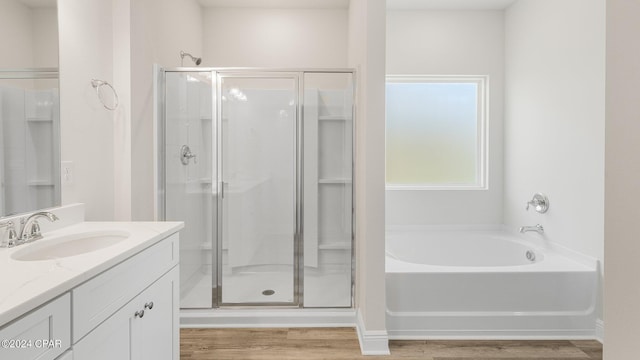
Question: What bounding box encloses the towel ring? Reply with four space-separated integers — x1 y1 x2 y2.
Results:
91 79 119 111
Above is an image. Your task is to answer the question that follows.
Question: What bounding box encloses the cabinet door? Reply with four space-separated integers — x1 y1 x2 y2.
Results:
131 267 179 360
56 350 73 360
73 297 136 360
0 293 71 360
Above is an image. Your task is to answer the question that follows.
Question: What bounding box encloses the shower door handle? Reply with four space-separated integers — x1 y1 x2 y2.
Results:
220 182 227 199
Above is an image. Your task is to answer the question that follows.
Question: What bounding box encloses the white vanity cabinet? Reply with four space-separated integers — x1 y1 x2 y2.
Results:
73 267 178 360
73 232 179 360
0 230 180 360
57 351 74 360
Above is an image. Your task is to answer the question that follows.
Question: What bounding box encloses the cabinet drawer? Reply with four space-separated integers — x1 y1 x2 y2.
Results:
72 233 178 342
0 293 71 360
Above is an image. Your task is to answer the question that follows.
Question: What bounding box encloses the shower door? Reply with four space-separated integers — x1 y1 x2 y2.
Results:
218 73 299 305
162 70 215 309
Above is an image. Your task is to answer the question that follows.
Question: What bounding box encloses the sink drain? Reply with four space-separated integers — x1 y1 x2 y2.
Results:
526 250 536 262
262 289 275 296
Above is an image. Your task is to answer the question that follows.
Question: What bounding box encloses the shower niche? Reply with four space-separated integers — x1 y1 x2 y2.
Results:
157 69 354 309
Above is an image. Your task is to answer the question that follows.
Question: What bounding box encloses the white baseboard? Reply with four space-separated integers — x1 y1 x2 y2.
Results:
180 308 356 328
356 310 390 356
595 319 604 343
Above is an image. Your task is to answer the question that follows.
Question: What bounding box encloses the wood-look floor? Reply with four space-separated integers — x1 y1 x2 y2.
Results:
180 328 602 360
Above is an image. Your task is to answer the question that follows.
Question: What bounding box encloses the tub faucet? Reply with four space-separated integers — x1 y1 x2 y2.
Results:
519 224 544 234
18 212 59 244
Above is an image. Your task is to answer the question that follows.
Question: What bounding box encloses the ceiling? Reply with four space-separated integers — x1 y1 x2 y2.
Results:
198 0 516 10
198 0 349 9
14 0 516 11
387 0 517 10
18 0 56 8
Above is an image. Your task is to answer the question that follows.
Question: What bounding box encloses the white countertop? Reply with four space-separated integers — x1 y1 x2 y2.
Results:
0 221 183 328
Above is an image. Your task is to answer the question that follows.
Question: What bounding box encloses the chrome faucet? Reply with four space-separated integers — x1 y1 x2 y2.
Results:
519 224 544 234
525 193 549 213
0 221 18 248
18 212 59 243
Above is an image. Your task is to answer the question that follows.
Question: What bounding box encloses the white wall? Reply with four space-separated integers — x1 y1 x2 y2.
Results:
386 10 504 226
504 0 605 321
130 0 203 220
349 0 388 355
113 0 132 221
202 8 348 68
32 8 59 68
604 0 640 355
58 0 116 220
0 0 34 68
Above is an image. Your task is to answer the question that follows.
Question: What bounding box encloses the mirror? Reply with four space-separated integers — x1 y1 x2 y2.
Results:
0 0 60 217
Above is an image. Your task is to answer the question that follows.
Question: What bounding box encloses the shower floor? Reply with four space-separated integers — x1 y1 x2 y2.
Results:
181 265 351 307
222 266 294 304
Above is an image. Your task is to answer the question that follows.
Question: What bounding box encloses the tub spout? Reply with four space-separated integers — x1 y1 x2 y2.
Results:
519 224 544 234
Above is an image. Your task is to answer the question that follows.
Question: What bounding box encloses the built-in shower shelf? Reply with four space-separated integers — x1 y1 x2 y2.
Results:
318 115 351 121
318 178 352 184
26 117 52 122
200 242 213 250
200 117 212 122
28 180 55 186
318 242 351 250
199 178 212 184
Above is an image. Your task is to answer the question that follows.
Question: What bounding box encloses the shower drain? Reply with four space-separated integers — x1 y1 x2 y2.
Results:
262 289 275 296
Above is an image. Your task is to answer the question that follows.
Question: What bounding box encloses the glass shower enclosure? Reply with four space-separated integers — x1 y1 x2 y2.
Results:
157 68 354 308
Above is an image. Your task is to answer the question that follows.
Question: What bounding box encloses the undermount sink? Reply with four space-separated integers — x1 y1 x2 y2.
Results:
11 231 130 261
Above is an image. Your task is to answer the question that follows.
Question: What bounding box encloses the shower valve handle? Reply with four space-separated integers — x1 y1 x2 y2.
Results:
180 145 197 165
525 193 549 213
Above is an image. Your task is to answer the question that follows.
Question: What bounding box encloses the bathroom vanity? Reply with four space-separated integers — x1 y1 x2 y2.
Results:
0 213 183 360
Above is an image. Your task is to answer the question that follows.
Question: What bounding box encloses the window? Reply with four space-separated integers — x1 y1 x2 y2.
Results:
385 75 488 190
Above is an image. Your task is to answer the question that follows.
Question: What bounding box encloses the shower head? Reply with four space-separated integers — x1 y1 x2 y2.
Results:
180 50 202 66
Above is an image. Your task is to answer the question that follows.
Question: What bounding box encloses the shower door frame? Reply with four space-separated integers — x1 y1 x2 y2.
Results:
216 71 302 307
157 67 357 309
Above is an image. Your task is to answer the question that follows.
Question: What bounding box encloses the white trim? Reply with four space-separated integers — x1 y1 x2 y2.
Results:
595 319 604 343
388 331 598 340
385 74 489 191
180 308 356 328
386 184 488 191
386 309 597 340
355 310 390 355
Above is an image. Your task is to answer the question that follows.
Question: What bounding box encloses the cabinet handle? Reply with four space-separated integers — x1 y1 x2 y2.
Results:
135 309 145 318
144 301 154 310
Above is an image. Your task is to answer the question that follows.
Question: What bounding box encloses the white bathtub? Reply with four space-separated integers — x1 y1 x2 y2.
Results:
386 228 598 339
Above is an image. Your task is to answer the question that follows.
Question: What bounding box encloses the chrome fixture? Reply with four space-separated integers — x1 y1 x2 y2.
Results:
180 145 197 165
18 212 59 243
526 193 549 213
0 221 18 248
519 224 544 234
526 250 536 262
91 79 119 111
136 301 154 319
180 51 202 66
